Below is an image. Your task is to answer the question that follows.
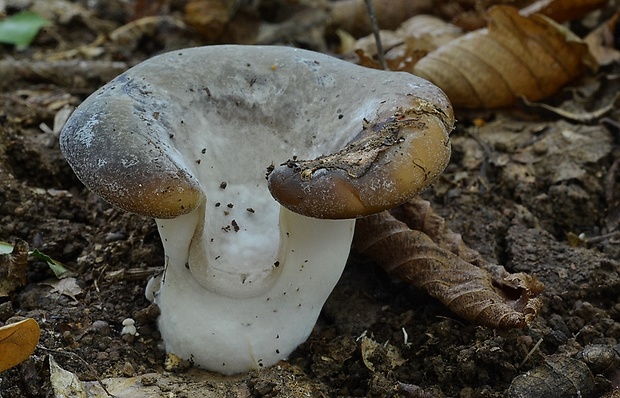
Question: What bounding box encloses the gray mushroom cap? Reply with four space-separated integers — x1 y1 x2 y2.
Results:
60 45 453 220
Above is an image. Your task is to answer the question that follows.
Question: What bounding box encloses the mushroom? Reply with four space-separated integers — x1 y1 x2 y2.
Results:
60 45 453 374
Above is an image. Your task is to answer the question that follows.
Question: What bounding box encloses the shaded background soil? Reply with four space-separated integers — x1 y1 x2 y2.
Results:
1 0 619 397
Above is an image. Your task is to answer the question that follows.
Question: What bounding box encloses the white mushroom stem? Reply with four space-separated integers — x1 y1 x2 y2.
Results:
155 205 353 373
60 45 454 374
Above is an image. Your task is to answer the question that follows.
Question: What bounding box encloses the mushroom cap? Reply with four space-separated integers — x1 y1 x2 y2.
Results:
60 45 453 221
60 95 203 219
268 98 452 219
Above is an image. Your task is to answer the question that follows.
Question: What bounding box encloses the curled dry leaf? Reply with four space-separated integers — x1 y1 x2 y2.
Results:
354 199 543 328
0 239 29 297
584 13 620 67
360 336 406 373
49 355 89 398
184 0 259 44
520 0 610 23
0 318 40 372
355 15 463 71
413 5 592 109
391 198 486 266
508 356 597 398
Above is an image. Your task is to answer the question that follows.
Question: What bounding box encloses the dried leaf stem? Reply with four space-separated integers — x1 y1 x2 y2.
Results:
354 200 543 328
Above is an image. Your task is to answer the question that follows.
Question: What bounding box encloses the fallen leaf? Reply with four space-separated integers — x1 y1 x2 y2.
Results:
1 241 74 290
45 277 83 301
0 318 40 372
520 0 610 23
508 355 597 398
184 0 259 44
584 13 620 67
360 336 406 373
520 91 619 123
49 355 88 398
30 248 74 279
354 15 463 71
354 200 544 328
412 6 592 108
329 0 432 38
0 240 29 297
0 11 51 48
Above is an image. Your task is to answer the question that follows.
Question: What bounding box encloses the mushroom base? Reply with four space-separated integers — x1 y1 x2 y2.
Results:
151 207 355 374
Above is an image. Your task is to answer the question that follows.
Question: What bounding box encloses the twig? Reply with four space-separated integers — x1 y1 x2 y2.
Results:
364 0 388 70
38 346 116 397
586 231 620 245
519 337 544 368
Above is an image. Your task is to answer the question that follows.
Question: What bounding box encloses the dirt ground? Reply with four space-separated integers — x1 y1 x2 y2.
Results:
1 1 620 397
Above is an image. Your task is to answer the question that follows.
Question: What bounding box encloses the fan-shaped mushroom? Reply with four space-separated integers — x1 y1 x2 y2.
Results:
60 45 453 374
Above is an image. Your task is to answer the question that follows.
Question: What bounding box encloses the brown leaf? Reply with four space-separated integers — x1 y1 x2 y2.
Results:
360 336 406 373
184 0 259 44
0 318 40 372
413 5 592 109
329 0 433 38
0 240 29 297
521 0 610 23
184 0 233 39
354 15 463 72
45 277 83 302
354 204 543 328
508 355 597 397
584 13 620 67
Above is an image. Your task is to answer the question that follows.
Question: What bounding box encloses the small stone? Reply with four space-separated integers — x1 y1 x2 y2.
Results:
164 352 191 372
0 301 14 322
122 361 135 377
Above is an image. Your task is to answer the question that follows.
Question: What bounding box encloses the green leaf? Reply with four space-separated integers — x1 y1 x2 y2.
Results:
30 249 73 279
0 11 51 47
0 241 73 279
0 241 14 254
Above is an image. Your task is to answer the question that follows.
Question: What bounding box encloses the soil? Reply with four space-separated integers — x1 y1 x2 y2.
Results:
1 1 619 397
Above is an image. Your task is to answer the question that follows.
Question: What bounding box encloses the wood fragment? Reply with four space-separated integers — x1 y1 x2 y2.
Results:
354 200 544 328
0 60 128 90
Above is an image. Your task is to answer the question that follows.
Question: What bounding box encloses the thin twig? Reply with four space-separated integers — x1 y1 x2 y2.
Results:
364 0 388 70
519 337 544 368
39 346 116 397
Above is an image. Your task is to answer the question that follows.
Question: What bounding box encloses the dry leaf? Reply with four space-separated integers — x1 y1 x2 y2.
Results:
396 15 463 52
412 5 592 109
0 239 29 297
584 13 620 67
354 201 544 328
354 15 463 71
0 318 40 372
329 0 433 38
184 0 259 44
360 336 406 373
45 277 83 301
508 355 597 397
184 0 234 39
520 0 610 23
49 355 88 398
